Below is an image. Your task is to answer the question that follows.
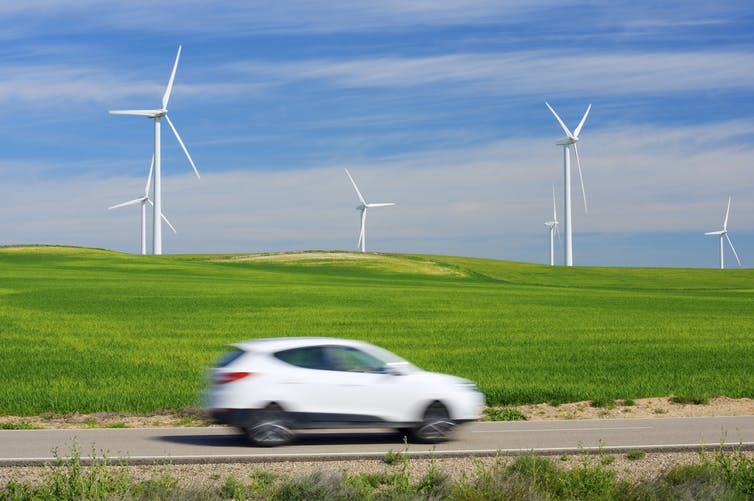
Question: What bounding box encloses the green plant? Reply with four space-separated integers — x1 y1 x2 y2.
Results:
670 394 710 405
626 449 646 461
219 475 247 500
383 449 403 465
415 454 451 497
484 406 528 421
590 398 615 409
0 421 38 430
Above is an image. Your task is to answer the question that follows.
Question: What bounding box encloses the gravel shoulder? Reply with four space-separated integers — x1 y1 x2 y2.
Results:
3 450 753 490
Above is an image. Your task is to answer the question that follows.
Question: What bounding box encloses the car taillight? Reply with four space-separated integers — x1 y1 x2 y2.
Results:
215 371 253 384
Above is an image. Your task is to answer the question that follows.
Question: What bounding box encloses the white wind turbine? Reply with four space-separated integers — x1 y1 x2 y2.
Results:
109 45 199 255
704 196 742 269
344 169 395 253
545 102 591 267
108 157 177 255
544 185 560 266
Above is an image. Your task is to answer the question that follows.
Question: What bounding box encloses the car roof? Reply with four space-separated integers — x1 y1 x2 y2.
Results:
231 337 372 354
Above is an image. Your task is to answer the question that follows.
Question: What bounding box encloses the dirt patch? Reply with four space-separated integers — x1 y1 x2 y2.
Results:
502 395 754 421
218 251 464 276
227 252 380 262
0 408 211 430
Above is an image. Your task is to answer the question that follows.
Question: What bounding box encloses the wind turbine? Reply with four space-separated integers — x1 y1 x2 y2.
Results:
545 102 591 266
544 185 560 266
108 157 177 255
704 196 742 269
109 45 199 255
344 169 395 253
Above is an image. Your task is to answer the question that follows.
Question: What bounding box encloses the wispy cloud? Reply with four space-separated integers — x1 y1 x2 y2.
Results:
231 50 754 97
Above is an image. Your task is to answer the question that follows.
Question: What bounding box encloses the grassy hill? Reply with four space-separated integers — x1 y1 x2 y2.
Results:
1 245 753 416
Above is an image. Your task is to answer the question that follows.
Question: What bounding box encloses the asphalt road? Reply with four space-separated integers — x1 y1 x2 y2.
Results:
1 416 752 466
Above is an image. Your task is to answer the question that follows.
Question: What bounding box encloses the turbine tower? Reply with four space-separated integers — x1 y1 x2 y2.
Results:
544 185 559 266
108 157 177 255
109 45 199 255
545 102 590 266
704 196 742 269
344 169 395 253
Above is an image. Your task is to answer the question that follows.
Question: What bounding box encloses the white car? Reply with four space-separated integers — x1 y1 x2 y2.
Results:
204 337 485 446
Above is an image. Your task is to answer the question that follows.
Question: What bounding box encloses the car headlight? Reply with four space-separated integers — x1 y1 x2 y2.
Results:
457 381 480 393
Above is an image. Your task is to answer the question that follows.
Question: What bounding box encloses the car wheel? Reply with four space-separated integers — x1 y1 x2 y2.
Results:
409 401 455 443
244 404 294 447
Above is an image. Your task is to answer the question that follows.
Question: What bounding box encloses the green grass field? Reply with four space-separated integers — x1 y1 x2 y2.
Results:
1 245 753 416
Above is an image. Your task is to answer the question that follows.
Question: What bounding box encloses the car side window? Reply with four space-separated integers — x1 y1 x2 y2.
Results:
274 347 329 370
324 346 386 373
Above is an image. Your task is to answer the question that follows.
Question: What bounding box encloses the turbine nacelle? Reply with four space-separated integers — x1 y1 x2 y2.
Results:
556 136 578 146
108 109 167 118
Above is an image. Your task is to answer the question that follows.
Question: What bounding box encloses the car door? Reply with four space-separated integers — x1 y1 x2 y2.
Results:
319 345 416 422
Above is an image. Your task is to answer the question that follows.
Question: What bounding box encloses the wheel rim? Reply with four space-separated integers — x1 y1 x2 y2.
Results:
418 403 454 441
417 419 454 441
250 422 292 444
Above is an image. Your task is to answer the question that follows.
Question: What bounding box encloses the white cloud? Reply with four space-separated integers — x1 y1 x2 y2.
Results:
231 50 754 96
1 119 752 266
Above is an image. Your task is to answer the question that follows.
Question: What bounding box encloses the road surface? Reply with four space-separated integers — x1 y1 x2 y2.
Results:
1 416 752 466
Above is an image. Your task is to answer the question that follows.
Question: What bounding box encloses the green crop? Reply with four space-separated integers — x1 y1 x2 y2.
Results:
1 246 753 415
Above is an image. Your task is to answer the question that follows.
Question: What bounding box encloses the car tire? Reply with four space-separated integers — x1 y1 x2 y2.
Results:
409 401 455 443
243 403 294 447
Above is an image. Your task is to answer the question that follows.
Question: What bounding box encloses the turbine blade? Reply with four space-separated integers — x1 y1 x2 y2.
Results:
345 168 366 205
108 197 145 210
357 209 366 248
109 109 160 116
555 224 562 245
723 196 731 230
162 45 182 110
573 104 591 137
704 230 725 236
144 155 155 196
164 115 200 179
545 102 573 138
161 212 178 234
573 143 588 213
725 233 742 266
366 202 395 208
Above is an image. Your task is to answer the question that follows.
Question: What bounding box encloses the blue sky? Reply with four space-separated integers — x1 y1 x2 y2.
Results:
1 1 753 267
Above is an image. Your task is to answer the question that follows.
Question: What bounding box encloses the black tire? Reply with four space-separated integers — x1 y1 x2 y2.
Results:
409 401 455 443
243 404 294 447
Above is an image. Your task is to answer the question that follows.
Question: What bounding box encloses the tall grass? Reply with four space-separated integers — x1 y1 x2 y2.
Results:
3 445 753 500
1 246 753 415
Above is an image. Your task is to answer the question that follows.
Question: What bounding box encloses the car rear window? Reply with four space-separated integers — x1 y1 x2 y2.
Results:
215 348 246 368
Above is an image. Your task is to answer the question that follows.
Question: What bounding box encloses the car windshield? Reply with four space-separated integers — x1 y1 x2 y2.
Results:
360 344 418 374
